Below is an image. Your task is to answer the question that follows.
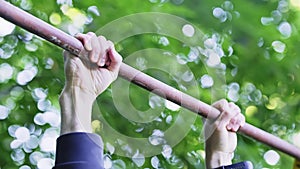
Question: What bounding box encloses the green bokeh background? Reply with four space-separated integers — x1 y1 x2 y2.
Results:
0 0 300 168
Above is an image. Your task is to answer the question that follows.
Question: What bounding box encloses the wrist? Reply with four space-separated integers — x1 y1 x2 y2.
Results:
62 84 96 100
59 86 95 134
205 151 233 169
60 87 95 110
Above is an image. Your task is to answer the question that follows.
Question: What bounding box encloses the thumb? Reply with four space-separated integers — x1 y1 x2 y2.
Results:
107 47 122 72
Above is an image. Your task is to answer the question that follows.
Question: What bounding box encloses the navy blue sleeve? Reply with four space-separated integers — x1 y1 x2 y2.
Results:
213 161 253 169
53 132 104 169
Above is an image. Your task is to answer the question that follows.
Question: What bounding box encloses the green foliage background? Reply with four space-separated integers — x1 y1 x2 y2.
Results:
0 0 300 168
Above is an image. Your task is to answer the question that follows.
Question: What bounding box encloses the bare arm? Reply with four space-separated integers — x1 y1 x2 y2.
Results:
59 32 122 135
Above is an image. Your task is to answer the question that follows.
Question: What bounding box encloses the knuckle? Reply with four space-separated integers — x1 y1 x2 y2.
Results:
222 110 230 116
220 98 228 104
87 32 96 36
228 102 236 108
214 99 228 107
236 106 241 113
98 35 107 41
116 53 122 61
240 114 245 122
107 40 114 46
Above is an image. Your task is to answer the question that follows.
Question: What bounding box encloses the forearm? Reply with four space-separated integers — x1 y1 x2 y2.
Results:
59 86 95 135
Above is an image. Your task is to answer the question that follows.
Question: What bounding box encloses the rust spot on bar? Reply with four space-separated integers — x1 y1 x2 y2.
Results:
50 36 80 55
50 36 61 44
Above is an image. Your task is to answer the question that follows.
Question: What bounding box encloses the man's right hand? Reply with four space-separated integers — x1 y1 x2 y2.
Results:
63 32 122 99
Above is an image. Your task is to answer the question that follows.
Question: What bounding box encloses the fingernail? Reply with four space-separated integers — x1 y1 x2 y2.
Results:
86 43 92 51
92 55 98 63
226 125 232 130
100 59 105 66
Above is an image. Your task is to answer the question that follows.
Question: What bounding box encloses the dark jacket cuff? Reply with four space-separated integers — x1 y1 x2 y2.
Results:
53 132 104 169
214 161 253 169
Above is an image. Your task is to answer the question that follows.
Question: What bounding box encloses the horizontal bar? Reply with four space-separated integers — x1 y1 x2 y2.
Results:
0 0 299 160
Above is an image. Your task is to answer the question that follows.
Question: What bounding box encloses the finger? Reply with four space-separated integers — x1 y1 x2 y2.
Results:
227 115 244 132
227 112 245 132
98 40 114 67
98 51 107 67
227 117 237 131
217 101 241 129
227 102 243 130
106 40 114 49
210 99 230 126
235 114 245 130
75 33 92 51
212 99 229 113
228 102 241 114
88 33 101 63
107 46 122 72
97 36 109 66
225 102 239 130
239 113 246 127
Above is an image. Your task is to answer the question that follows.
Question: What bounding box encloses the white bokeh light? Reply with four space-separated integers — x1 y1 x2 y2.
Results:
182 71 194 82
0 105 10 120
162 144 172 159
278 22 292 38
151 156 160 168
164 100 180 111
207 52 221 67
43 111 60 127
227 82 240 102
16 66 38 85
149 129 166 146
19 165 31 169
29 151 44 165
204 38 217 49
200 74 214 88
39 128 59 152
103 155 112 169
272 41 286 53
37 99 51 111
0 63 14 83
182 24 195 37
39 136 56 152
15 127 30 142
261 17 274 25
132 150 145 167
32 88 48 101
158 36 169 46
10 139 23 149
213 7 227 22
263 150 280 165
37 158 54 169
0 17 16 37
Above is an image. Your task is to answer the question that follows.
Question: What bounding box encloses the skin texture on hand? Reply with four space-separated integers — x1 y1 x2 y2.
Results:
204 99 245 169
64 32 122 98
59 32 122 135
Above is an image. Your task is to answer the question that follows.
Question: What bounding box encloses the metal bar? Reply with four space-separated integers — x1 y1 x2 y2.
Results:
0 0 299 160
